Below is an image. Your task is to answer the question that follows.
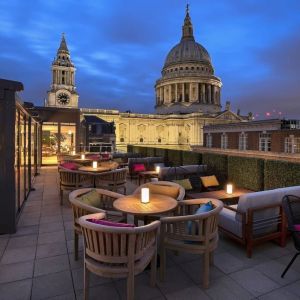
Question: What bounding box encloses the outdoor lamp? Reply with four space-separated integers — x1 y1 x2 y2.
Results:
226 184 233 194
141 188 150 204
155 166 160 173
92 161 98 169
81 154 85 160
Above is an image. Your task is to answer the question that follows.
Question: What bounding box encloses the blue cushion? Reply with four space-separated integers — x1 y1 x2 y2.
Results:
187 201 213 236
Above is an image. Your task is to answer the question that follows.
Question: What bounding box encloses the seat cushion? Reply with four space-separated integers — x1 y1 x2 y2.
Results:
87 219 134 227
61 162 80 170
172 179 192 190
133 164 146 172
294 224 300 231
200 175 219 188
145 183 179 199
219 206 243 238
77 189 101 207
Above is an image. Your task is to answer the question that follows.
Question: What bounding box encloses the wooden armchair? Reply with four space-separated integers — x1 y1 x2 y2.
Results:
95 168 127 194
69 188 126 260
58 167 93 205
160 198 223 288
79 213 161 300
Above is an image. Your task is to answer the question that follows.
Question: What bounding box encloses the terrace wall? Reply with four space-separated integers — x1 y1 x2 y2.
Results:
128 145 300 191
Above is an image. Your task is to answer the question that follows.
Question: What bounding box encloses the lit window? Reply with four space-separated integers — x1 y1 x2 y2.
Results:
285 135 300 153
221 133 228 149
259 132 271 152
239 132 248 150
206 133 212 148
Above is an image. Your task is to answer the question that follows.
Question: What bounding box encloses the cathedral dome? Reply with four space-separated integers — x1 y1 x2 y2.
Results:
164 39 212 69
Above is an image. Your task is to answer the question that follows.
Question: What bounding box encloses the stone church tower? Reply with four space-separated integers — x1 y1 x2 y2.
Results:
155 5 222 114
46 34 79 108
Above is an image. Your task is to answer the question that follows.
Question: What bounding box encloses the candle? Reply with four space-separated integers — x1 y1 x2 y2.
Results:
141 188 150 204
155 166 160 173
226 184 233 194
81 154 85 160
92 161 98 169
72 150 76 155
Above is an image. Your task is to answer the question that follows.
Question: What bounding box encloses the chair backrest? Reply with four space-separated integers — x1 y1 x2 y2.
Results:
96 168 127 184
69 188 125 220
79 213 160 264
59 167 91 187
133 181 185 201
282 195 300 250
159 165 207 181
161 199 223 246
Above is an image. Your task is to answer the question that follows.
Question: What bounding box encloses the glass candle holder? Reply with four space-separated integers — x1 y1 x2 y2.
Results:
226 184 233 194
92 161 98 169
81 154 85 160
155 166 160 173
141 188 150 204
72 150 76 155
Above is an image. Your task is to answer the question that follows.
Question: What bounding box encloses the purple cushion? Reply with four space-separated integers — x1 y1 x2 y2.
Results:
61 162 79 170
86 154 100 160
87 219 135 227
294 224 300 231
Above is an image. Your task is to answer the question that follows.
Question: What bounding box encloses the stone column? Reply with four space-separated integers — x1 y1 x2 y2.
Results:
182 83 185 102
189 83 193 102
201 83 206 103
175 83 178 102
211 85 215 104
169 85 172 103
207 85 211 104
195 83 199 102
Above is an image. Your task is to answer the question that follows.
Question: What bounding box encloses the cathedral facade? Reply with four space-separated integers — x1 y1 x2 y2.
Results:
45 6 246 152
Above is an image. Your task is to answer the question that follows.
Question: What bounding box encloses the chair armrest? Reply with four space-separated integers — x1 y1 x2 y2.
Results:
223 205 246 224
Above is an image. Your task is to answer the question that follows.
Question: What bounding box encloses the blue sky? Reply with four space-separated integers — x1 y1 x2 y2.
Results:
1 0 300 118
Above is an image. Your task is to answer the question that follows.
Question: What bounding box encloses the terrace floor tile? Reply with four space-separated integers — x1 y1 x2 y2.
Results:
0 260 34 284
34 254 70 277
0 279 32 300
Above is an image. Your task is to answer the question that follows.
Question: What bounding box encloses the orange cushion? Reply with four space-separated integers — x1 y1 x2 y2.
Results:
144 183 179 199
200 175 219 188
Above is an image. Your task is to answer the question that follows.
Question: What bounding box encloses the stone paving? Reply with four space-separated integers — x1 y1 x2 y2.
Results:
0 167 300 300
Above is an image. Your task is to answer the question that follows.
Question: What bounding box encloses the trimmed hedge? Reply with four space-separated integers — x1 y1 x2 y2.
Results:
155 148 168 160
146 147 156 157
182 151 202 165
264 160 300 190
167 149 182 166
228 156 264 191
202 153 228 184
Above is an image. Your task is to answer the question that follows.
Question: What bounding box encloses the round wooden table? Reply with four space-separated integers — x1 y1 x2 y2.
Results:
78 166 111 173
113 194 178 225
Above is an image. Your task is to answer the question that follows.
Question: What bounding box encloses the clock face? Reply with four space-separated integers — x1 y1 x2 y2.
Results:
57 92 70 105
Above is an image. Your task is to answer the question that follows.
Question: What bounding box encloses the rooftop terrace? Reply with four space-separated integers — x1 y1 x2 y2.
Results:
1 167 300 300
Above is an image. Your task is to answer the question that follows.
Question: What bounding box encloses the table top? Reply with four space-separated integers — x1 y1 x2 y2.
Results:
139 171 159 176
113 194 178 216
78 166 111 173
72 158 93 163
186 187 252 201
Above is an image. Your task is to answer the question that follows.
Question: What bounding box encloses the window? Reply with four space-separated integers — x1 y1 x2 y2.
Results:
221 133 228 149
206 133 212 148
259 132 271 152
158 138 161 143
239 132 248 150
285 135 300 153
140 138 143 143
120 137 124 143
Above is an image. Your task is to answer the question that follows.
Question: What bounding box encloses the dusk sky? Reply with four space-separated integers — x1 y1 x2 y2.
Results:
1 0 300 118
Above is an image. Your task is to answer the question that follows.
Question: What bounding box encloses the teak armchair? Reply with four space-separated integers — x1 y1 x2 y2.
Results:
79 213 161 300
159 198 223 288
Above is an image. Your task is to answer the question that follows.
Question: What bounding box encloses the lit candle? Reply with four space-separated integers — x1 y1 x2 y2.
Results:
72 150 76 155
226 184 233 194
81 154 85 160
92 161 98 169
141 188 150 204
155 166 160 173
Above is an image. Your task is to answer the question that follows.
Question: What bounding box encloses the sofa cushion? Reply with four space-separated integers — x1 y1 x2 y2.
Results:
144 183 179 199
87 219 135 227
172 179 192 190
188 175 202 190
61 162 80 170
200 175 219 188
219 206 243 238
132 163 146 172
77 189 101 207
295 224 300 231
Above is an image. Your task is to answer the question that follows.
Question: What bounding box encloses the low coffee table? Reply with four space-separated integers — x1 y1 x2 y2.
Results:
186 188 252 204
113 194 178 225
138 171 159 185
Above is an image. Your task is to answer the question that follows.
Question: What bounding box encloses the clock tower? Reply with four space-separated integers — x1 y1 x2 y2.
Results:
46 33 79 108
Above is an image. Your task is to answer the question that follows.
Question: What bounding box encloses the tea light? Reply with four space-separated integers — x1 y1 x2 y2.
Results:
92 161 98 169
71 150 76 155
155 166 160 173
226 184 233 194
81 154 85 160
141 188 150 204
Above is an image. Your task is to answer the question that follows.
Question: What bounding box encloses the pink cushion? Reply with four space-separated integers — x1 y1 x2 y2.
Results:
61 162 79 170
86 154 100 160
294 224 300 231
133 164 146 172
101 153 110 160
87 219 135 227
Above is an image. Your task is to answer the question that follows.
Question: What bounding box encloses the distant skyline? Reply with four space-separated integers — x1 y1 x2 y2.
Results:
0 0 300 118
